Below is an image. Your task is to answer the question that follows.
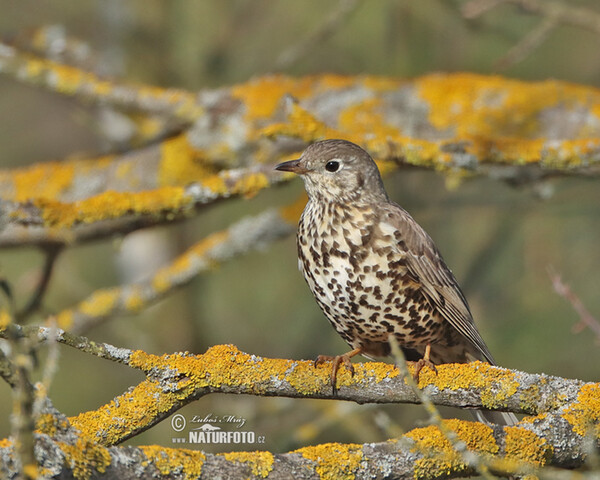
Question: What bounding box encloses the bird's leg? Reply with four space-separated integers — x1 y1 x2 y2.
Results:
314 347 363 395
412 344 438 382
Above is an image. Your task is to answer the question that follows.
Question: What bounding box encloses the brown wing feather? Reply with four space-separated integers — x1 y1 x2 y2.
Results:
380 202 495 364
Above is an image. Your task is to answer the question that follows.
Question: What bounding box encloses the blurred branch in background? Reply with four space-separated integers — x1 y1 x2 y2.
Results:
462 0 600 70
275 0 363 70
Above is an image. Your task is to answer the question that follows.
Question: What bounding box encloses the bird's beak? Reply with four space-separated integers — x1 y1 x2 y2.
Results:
274 159 308 175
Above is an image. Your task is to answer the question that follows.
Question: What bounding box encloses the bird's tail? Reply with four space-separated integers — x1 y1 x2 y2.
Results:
471 409 518 426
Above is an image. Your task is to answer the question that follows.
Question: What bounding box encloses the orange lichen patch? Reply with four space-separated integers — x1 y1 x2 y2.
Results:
417 73 600 168
504 426 552 467
405 419 498 478
406 419 498 455
338 98 400 145
36 412 70 438
562 383 600 437
2 159 76 202
415 362 519 411
468 137 545 164
0 309 11 328
140 445 205 480
0 438 12 448
55 310 75 330
58 437 111 480
417 73 600 138
128 345 288 394
151 230 229 293
124 286 145 313
286 359 336 395
228 171 271 199
78 289 120 318
296 442 363 480
158 134 217 187
231 75 316 120
222 451 274 478
34 186 191 228
262 102 340 142
70 377 170 446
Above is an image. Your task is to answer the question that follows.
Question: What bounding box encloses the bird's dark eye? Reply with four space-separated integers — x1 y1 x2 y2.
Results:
325 161 340 172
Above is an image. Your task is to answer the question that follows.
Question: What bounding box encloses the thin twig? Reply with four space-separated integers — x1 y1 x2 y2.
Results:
494 16 558 70
388 337 499 480
17 245 62 321
547 265 600 345
275 0 363 70
461 0 510 19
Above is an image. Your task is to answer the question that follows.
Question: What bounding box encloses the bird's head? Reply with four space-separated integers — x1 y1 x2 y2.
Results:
275 139 388 204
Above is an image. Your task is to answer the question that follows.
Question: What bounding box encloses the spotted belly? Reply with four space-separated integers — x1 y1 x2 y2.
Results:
299 242 451 359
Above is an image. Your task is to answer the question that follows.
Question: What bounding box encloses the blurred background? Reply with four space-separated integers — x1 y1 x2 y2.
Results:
0 0 599 454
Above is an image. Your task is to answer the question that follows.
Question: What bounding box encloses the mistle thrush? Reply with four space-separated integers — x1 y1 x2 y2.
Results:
276 139 517 426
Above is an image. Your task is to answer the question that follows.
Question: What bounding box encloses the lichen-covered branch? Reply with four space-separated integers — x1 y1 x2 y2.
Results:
0 339 597 478
51 206 294 332
2 61 600 248
0 161 292 248
0 41 202 122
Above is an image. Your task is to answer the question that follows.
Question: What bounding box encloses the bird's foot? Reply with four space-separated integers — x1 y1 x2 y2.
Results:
412 343 438 382
314 348 362 395
412 358 438 382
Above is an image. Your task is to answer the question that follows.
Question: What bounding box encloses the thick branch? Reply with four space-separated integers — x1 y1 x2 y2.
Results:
0 339 597 478
2 71 600 248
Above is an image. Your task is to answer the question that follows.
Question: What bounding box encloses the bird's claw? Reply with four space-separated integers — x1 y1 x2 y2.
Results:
314 353 355 395
412 358 438 382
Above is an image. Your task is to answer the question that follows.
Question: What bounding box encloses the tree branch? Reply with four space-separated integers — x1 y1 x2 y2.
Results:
0 334 597 478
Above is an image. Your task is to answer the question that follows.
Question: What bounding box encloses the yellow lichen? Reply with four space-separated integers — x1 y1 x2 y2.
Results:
70 346 294 446
296 442 363 480
562 383 600 437
34 186 191 229
0 438 13 448
262 102 339 142
158 134 217 187
222 451 274 478
58 437 111 480
70 378 172 446
415 361 519 411
405 419 498 478
504 426 552 467
232 75 316 120
11 160 75 202
417 72 600 166
124 286 145 312
55 310 75 330
78 289 120 318
231 172 270 199
36 412 70 438
0 309 11 328
140 445 205 480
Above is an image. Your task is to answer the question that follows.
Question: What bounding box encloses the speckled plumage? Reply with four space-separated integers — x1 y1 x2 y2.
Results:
276 139 516 425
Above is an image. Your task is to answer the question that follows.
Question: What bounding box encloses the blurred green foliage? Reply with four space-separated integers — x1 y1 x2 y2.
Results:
0 0 599 453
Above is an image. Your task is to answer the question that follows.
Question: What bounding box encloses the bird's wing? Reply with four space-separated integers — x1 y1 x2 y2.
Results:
380 202 495 364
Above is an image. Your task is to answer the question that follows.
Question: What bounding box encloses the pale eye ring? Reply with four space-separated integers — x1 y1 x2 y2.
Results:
325 161 340 172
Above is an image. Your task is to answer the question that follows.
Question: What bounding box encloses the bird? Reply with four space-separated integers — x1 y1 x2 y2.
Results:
275 139 517 426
